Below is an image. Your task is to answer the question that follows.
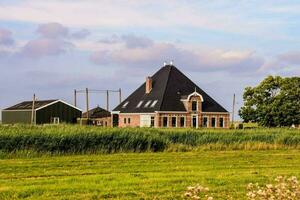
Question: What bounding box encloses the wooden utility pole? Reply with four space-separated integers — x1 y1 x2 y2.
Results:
86 88 89 121
119 88 122 103
232 93 236 125
106 90 109 111
74 89 77 107
31 94 36 125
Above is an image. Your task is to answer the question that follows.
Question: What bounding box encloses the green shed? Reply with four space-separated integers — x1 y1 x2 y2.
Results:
2 99 82 124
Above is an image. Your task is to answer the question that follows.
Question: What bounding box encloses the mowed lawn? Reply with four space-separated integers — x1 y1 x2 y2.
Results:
0 151 300 200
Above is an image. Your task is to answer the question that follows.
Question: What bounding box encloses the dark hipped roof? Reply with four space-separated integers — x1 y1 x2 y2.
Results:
113 65 228 113
82 106 111 118
4 100 58 110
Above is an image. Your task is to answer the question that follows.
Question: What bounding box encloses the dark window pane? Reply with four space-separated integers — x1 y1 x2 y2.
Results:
172 117 176 127
124 118 126 124
192 101 197 111
202 117 208 127
163 117 168 127
219 118 224 127
211 117 216 127
128 118 131 124
180 117 185 127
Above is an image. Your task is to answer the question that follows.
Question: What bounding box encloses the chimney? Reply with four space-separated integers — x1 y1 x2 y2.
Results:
145 76 152 94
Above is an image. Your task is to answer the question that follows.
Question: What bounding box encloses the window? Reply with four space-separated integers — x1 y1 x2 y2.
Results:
144 100 152 107
192 101 197 111
219 117 224 128
171 117 177 127
128 118 131 124
150 100 158 108
211 117 216 128
122 101 129 108
136 101 143 108
124 118 127 124
202 117 208 127
163 117 168 127
180 117 185 127
151 116 155 127
52 117 60 124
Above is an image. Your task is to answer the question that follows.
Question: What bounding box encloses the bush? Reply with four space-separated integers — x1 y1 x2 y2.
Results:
0 125 299 154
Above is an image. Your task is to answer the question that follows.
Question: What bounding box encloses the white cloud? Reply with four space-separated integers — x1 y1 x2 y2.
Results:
91 35 264 73
37 22 69 38
0 0 287 37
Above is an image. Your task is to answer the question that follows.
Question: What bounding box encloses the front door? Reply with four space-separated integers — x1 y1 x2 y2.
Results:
192 115 198 128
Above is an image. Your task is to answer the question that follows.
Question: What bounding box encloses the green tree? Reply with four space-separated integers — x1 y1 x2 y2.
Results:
239 76 300 127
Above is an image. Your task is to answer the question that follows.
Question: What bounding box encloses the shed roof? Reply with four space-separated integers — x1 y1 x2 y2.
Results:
82 106 111 118
3 99 81 111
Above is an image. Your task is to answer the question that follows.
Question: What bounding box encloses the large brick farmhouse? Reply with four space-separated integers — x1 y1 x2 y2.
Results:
112 64 230 128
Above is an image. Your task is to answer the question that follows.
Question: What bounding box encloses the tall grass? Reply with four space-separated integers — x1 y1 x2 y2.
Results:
0 125 299 154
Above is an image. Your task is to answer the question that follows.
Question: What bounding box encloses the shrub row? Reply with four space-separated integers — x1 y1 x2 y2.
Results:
0 125 299 153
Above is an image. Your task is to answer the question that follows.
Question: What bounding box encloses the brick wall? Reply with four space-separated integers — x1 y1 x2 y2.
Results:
119 114 140 127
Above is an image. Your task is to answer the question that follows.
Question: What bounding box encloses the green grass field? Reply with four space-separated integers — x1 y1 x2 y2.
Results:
1 150 300 199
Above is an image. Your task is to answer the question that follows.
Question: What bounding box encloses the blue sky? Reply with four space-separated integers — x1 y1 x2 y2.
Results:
0 0 299 120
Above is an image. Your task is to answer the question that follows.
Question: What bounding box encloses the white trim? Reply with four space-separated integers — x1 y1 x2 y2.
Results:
155 111 188 114
35 100 82 111
2 109 32 112
119 112 155 115
201 112 229 114
150 100 158 108
111 111 120 114
179 116 186 127
192 100 198 111
202 116 209 128
191 114 198 128
136 101 143 108
162 116 169 127
122 101 129 108
187 92 204 102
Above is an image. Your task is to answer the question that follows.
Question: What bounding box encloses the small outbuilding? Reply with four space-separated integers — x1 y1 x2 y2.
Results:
78 106 111 127
2 99 82 124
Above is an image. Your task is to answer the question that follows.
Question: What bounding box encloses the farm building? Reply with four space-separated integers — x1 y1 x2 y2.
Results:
2 99 82 124
112 64 230 128
78 106 111 127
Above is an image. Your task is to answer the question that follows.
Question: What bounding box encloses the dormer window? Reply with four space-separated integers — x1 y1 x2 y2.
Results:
192 101 197 111
150 100 158 108
137 101 143 108
144 100 152 108
122 101 129 108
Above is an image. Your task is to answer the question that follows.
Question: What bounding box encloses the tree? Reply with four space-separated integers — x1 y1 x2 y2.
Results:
239 76 300 127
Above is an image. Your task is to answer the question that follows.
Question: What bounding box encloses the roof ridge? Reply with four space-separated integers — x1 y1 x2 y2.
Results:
158 65 173 111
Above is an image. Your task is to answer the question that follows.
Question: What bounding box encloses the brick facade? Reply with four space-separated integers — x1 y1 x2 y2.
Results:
115 93 230 128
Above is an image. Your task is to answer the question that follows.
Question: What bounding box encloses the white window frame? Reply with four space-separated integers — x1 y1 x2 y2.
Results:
202 116 208 128
192 101 198 111
53 117 60 124
150 100 158 108
122 101 129 108
136 101 143 108
162 116 168 127
191 114 198 128
211 116 216 128
144 100 152 108
179 116 186 127
171 116 177 128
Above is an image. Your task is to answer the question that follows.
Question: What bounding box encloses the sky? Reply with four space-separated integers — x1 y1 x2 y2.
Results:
0 0 299 120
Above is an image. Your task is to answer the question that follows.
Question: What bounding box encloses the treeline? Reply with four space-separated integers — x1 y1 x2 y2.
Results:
0 125 299 154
